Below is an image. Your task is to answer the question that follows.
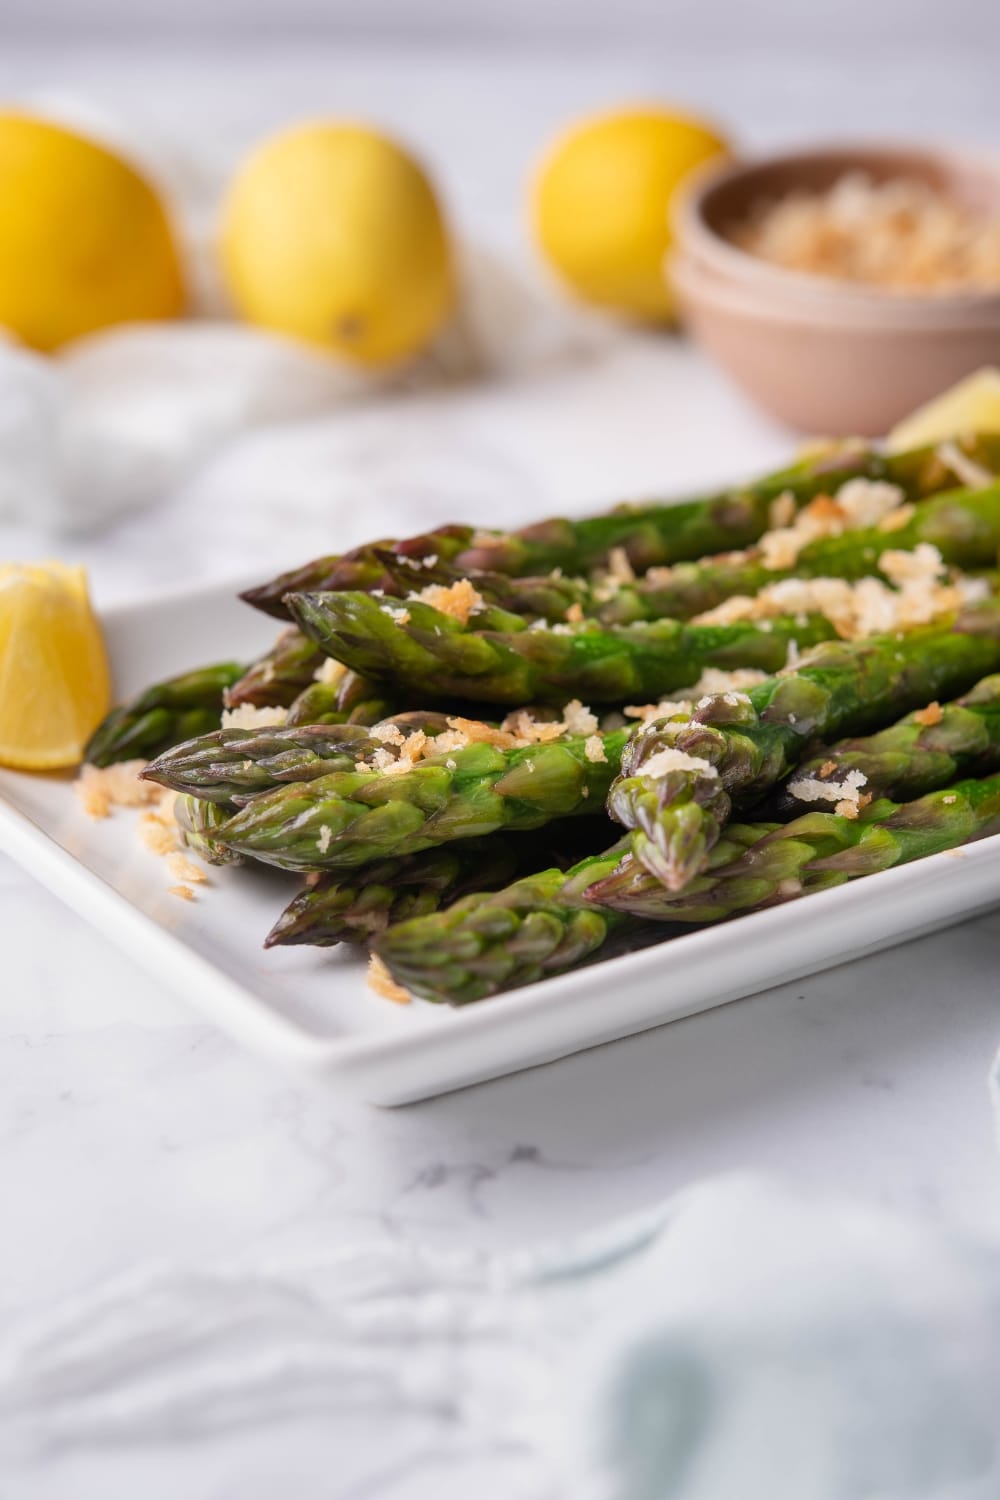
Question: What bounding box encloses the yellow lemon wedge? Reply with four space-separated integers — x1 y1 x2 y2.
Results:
887 368 1000 453
0 562 111 770
532 107 730 322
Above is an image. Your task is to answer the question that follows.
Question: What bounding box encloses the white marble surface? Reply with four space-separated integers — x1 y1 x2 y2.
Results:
3 36 1000 1499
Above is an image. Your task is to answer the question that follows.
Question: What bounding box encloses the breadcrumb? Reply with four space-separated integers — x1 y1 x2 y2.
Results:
139 814 181 856
639 747 719 780
560 699 600 736
75 760 160 819
368 954 412 1005
768 491 797 529
914 701 943 727
877 504 916 533
413 578 485 625
446 716 520 749
788 767 868 811
606 546 636 583
166 851 206 884
220 704 288 730
565 601 584 623
584 734 607 763
168 884 196 902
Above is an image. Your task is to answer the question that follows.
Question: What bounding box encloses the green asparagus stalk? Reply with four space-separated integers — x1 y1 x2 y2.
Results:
453 440 1000 578
608 606 1000 890
375 771 1000 1003
374 480 1000 630
265 838 524 947
589 775 1000 919
287 590 838 705
265 820 612 947
240 526 476 618
283 670 401 727
143 712 457 803
173 794 244 866
242 436 999 619
373 838 638 1004
764 673 1000 816
601 481 1000 622
84 662 246 768
224 628 327 709
191 730 631 872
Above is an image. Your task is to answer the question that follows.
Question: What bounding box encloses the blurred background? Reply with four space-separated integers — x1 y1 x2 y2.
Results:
0 0 998 598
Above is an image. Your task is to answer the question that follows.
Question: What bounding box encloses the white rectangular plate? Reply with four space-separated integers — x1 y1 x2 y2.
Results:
2 578 1000 1105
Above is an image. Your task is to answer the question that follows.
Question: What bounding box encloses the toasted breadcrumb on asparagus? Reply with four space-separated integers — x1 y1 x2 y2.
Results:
584 735 607 763
640 747 719 781
768 491 797 529
565 601 584 623
914 701 943 726
819 759 838 777
877 504 916 533
606 546 636 583
220 704 288 730
412 578 485 624
368 954 412 1005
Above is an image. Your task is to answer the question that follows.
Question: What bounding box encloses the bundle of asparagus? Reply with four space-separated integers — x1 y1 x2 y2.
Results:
84 431 1000 1006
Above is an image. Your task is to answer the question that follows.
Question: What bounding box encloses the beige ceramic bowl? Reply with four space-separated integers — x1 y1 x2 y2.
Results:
671 145 1000 435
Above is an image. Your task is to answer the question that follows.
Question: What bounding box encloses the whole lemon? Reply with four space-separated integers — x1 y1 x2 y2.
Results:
532 108 729 322
0 113 184 352
219 123 456 366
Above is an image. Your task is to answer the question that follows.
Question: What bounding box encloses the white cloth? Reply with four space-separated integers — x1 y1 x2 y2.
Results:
3 1174 1000 1498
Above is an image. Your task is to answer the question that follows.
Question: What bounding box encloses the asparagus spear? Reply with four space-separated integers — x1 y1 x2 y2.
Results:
243 436 998 619
283 670 400 727
287 590 837 705
174 794 244 866
590 775 1000 919
604 482 1000 622
265 839 524 947
240 526 476 619
764 673 1000 816
608 606 1000 890
224 628 326 709
191 730 631 872
374 838 636 1003
143 712 457 803
377 772 1000 1003
265 821 611 947
84 662 245 768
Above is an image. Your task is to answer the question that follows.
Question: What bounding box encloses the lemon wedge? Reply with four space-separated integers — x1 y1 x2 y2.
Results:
0 562 111 770
887 368 1000 453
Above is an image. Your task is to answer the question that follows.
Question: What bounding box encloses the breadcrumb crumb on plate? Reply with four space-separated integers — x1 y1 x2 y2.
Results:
166 851 206 884
168 884 196 902
75 760 159 819
368 954 411 1005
